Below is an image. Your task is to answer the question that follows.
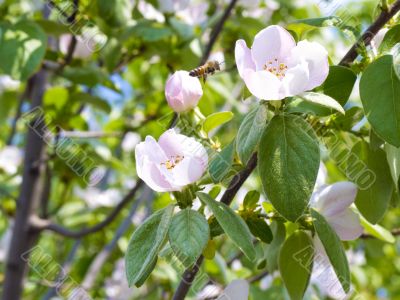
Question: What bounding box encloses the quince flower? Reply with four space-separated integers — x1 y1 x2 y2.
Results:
235 25 329 100
135 129 208 192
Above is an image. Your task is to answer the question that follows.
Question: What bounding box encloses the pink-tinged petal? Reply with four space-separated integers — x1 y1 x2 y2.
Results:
243 69 282 100
137 156 178 192
170 156 206 186
289 40 329 90
158 129 208 166
315 182 358 218
279 60 309 98
165 71 203 112
326 208 363 241
235 39 256 78
138 136 168 164
251 25 296 70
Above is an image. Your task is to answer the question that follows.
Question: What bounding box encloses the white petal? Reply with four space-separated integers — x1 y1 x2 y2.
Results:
217 279 249 300
315 182 358 218
170 156 206 186
326 208 363 241
289 40 329 90
251 25 296 70
279 60 309 98
243 69 282 100
136 136 168 165
235 39 256 78
314 162 328 191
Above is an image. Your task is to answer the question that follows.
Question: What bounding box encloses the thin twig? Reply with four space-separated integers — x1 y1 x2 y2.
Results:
200 0 238 66
339 0 400 66
30 180 144 238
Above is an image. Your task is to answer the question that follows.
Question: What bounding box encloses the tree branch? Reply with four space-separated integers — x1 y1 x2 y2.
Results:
199 0 238 65
172 153 258 300
339 0 400 66
360 228 400 239
31 180 144 238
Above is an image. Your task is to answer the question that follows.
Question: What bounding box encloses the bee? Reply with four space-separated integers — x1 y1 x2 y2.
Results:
189 60 222 82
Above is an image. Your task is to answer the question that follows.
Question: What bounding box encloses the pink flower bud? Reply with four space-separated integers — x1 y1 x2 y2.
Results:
165 71 203 113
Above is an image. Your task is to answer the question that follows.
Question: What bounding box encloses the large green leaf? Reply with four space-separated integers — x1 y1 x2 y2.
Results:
323 66 357 106
360 55 400 147
0 20 47 80
168 209 210 267
203 111 234 134
288 92 345 115
196 192 256 261
209 140 235 183
279 231 314 300
311 209 350 293
245 217 273 244
236 104 268 164
347 141 393 223
379 24 400 53
259 114 320 221
125 205 174 287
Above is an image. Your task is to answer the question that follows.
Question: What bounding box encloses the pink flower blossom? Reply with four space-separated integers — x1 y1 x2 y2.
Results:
135 129 208 192
165 71 203 112
235 25 329 100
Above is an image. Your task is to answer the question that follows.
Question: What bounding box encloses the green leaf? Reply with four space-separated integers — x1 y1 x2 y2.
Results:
360 55 400 147
323 66 357 106
266 221 286 272
36 20 70 36
290 92 345 115
279 231 314 300
379 24 400 53
243 190 260 210
259 114 320 222
168 209 210 267
236 104 268 164
385 143 400 191
209 216 224 238
125 205 174 287
0 20 47 80
62 66 107 86
70 92 111 113
197 192 256 261
203 111 234 134
97 0 132 28
286 16 344 37
311 209 350 293
331 106 364 131
123 20 173 42
209 141 235 183
246 217 273 243
44 87 69 111
347 141 393 223
360 215 395 243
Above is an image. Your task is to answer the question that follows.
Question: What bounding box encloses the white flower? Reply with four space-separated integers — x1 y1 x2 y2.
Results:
135 129 208 192
235 25 329 100
75 188 121 209
122 132 141 152
177 2 209 26
158 0 189 13
217 279 249 300
0 146 23 174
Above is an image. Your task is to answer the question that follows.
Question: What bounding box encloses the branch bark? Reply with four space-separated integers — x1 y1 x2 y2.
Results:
172 153 258 300
339 0 400 66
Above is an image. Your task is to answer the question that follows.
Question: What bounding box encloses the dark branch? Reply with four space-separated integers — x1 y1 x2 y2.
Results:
199 0 238 65
172 153 258 300
31 180 144 238
339 0 400 66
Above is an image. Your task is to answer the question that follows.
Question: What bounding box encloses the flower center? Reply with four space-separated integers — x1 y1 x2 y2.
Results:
160 155 184 170
263 58 288 79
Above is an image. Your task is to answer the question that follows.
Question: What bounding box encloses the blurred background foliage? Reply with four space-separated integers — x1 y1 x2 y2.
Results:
0 0 399 299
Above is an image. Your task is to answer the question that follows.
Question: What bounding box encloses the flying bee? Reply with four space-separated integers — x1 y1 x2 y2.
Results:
189 60 222 82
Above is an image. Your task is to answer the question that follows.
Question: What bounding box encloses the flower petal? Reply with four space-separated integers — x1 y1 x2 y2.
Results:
137 156 177 192
326 208 363 241
235 39 256 78
315 182 358 218
135 136 168 166
242 69 282 100
217 279 249 300
251 25 296 70
314 162 328 191
170 156 206 186
279 60 309 98
289 40 329 90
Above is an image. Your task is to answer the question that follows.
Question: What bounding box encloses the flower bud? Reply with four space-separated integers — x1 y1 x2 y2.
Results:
165 70 203 113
